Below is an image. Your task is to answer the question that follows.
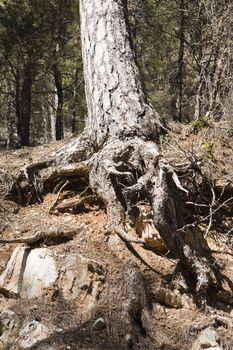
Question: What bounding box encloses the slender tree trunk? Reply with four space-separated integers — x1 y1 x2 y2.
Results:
175 0 185 122
6 98 15 149
49 92 58 142
72 85 77 134
72 111 76 134
42 104 49 144
15 70 21 145
52 64 64 140
16 63 32 147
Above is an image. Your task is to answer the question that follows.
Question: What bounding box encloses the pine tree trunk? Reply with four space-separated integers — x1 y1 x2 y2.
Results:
79 0 217 305
15 0 218 306
175 0 185 122
80 0 163 147
15 70 21 145
49 92 57 142
16 63 32 147
52 64 64 140
6 98 15 149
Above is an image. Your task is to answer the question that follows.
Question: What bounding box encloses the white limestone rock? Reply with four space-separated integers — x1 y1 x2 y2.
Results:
0 247 105 309
20 248 58 299
191 328 223 350
19 321 50 349
0 310 16 343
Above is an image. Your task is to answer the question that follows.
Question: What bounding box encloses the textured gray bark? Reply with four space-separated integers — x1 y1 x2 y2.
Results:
78 0 215 306
80 0 163 147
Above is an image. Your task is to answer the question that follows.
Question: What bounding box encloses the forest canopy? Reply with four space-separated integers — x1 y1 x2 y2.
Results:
0 0 232 147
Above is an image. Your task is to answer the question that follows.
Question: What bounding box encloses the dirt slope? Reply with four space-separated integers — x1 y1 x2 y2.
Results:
0 124 233 350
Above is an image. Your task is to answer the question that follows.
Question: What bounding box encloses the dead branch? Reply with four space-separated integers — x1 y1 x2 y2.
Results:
0 224 79 246
206 187 216 236
42 161 90 184
55 195 97 213
49 180 69 213
179 196 233 233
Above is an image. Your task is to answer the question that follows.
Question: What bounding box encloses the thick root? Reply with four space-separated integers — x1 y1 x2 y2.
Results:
9 133 93 203
89 137 220 305
7 133 227 306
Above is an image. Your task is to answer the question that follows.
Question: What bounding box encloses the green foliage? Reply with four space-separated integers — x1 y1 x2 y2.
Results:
192 116 209 132
0 0 232 146
0 0 86 145
203 141 214 160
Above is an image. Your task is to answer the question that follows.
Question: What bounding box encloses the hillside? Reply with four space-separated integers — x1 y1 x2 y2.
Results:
0 122 232 350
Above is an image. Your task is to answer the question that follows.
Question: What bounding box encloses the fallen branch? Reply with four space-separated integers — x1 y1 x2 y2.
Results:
206 187 216 236
179 196 233 233
0 224 79 246
49 180 69 213
55 195 97 213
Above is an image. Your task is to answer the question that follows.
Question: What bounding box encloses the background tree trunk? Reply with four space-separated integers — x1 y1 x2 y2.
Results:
175 0 185 122
52 64 64 140
16 63 32 147
49 92 58 142
12 0 219 307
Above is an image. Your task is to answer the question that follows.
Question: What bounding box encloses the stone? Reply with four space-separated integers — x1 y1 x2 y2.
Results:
0 248 105 313
21 248 58 299
0 310 16 342
191 328 222 350
19 321 50 349
0 247 58 299
92 318 106 331
155 287 183 309
58 254 105 311
0 247 28 297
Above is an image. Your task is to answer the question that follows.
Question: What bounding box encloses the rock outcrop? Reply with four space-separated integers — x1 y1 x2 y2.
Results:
191 328 223 350
0 247 105 308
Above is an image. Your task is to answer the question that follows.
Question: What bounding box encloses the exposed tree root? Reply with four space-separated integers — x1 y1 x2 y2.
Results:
0 223 80 246
8 133 93 204
54 195 99 213
6 134 233 307
88 137 222 306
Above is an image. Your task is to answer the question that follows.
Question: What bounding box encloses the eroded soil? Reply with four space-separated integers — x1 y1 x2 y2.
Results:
0 124 233 350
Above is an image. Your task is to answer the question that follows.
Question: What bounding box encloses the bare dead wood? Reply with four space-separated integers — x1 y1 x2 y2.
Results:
206 187 216 236
42 161 90 184
114 226 147 245
49 180 69 213
55 195 97 212
0 224 79 246
179 196 233 233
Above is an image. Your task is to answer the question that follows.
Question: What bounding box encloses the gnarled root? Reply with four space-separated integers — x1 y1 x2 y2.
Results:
7 133 223 306
9 133 94 203
89 137 218 306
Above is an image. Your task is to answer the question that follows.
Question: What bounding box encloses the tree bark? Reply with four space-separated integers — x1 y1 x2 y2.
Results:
80 0 163 147
14 0 219 306
175 0 185 122
78 0 216 305
6 99 15 149
52 64 64 140
16 63 32 147
15 69 21 145
49 92 57 142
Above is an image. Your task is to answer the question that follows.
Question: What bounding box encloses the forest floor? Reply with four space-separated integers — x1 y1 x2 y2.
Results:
0 120 233 350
